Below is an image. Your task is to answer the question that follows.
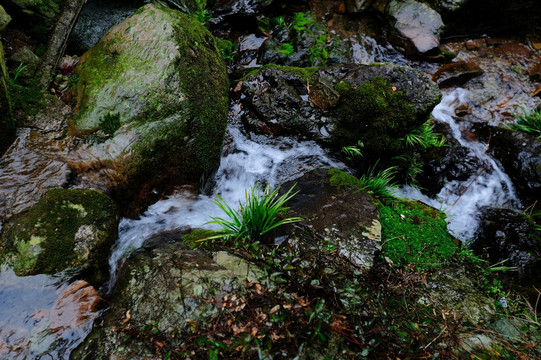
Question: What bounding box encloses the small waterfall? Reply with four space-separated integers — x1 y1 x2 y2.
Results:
400 89 521 241
107 106 344 288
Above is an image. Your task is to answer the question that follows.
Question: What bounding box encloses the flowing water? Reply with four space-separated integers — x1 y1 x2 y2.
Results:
399 89 521 241
107 104 345 288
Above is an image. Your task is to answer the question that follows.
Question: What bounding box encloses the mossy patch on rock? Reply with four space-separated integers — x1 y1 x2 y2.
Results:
0 189 118 283
380 200 459 270
332 76 417 160
0 37 15 155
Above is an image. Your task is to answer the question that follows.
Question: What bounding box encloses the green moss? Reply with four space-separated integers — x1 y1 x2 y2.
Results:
332 76 418 163
8 76 47 121
0 189 118 282
380 200 458 270
99 113 121 136
328 168 362 189
182 229 219 250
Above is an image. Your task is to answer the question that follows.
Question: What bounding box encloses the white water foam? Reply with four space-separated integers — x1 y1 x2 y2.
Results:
399 89 520 241
107 110 344 288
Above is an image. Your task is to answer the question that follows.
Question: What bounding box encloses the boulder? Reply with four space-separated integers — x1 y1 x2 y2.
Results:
280 168 381 271
69 2 229 214
385 0 444 56
486 127 541 205
72 242 264 359
0 189 118 284
471 207 541 277
238 64 440 163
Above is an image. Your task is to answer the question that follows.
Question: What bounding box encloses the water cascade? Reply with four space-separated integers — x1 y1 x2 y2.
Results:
400 89 521 241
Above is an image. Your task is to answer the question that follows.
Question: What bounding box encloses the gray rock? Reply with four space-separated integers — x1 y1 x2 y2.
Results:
385 0 444 55
72 243 264 359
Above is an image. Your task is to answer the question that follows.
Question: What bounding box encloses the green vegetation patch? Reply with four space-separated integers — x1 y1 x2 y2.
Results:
332 76 418 161
380 200 459 270
0 189 118 282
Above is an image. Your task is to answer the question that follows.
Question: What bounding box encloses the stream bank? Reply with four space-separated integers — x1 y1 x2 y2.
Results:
1 0 541 358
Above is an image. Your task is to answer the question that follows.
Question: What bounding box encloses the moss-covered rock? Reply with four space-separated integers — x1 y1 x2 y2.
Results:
0 189 118 284
69 2 228 214
72 242 264 359
239 63 440 167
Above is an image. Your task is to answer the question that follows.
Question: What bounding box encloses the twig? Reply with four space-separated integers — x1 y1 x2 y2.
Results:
424 325 447 350
451 166 486 208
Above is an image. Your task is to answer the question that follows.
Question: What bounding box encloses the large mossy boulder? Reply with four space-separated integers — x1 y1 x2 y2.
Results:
72 242 264 359
0 189 118 284
238 64 440 164
70 2 228 214
0 6 14 156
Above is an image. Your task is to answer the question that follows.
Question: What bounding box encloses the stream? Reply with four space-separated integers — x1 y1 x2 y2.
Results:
1 3 539 359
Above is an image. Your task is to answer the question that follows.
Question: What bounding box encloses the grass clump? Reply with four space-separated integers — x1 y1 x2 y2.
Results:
509 107 541 138
380 200 459 270
205 184 302 245
328 166 398 200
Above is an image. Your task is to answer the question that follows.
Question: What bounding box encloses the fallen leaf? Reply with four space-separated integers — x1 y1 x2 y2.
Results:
122 310 131 324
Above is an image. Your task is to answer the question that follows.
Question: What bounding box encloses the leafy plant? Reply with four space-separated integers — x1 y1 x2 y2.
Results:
342 140 364 161
277 42 294 56
404 120 446 149
309 34 329 66
205 184 302 243
216 39 237 61
10 62 27 86
291 12 314 32
509 107 541 138
194 0 211 25
358 162 399 199
273 16 286 28
99 113 121 136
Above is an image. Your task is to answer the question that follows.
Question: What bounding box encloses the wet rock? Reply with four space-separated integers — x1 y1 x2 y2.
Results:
0 96 72 222
429 0 466 12
0 189 118 284
486 127 541 205
67 0 145 55
69 2 228 215
471 207 541 277
426 266 496 324
345 0 373 13
280 168 381 270
72 242 264 359
239 63 440 162
529 58 541 82
7 46 40 86
210 0 275 20
432 61 484 88
419 144 484 197
385 0 444 56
